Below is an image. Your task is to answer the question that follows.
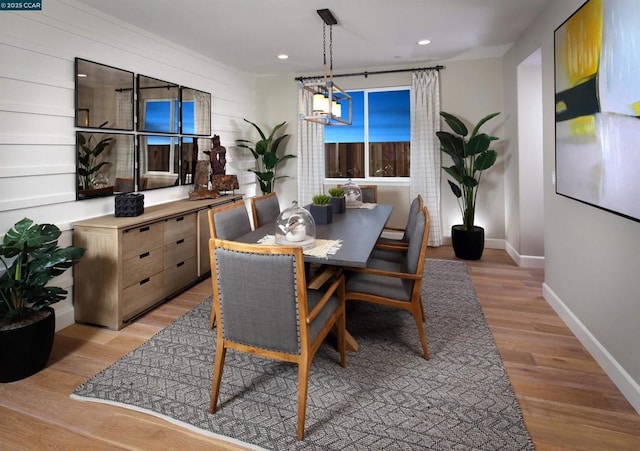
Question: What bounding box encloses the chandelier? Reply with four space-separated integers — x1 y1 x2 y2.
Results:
302 9 352 126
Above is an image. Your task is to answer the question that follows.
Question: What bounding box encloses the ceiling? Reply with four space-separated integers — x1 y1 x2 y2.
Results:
74 0 551 76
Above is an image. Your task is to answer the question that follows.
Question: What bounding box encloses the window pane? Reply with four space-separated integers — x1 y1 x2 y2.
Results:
324 91 365 143
325 142 365 178
369 90 410 142
369 142 410 177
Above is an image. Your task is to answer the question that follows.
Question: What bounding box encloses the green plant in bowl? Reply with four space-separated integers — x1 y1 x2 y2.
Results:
329 188 345 198
312 194 332 205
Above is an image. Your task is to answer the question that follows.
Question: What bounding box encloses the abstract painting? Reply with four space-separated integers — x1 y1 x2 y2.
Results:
555 0 640 222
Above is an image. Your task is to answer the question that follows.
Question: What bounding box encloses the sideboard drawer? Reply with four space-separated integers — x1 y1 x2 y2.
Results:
164 213 196 245
123 273 164 320
122 222 164 260
164 234 196 269
122 247 164 288
164 257 197 296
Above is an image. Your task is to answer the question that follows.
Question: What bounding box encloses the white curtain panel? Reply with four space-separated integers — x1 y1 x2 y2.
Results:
115 90 134 177
297 82 325 206
193 91 211 159
410 70 442 246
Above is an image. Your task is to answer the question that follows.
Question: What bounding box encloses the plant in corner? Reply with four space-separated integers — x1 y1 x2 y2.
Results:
437 111 500 260
329 187 346 214
310 194 333 225
0 218 85 382
236 119 295 194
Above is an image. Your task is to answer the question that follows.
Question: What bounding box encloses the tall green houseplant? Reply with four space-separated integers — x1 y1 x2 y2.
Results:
237 119 295 194
437 111 500 231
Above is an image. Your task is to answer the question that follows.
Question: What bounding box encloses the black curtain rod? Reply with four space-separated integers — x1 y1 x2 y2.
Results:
294 65 444 82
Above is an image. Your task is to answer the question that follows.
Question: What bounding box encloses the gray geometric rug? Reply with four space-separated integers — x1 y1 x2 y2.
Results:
71 259 534 450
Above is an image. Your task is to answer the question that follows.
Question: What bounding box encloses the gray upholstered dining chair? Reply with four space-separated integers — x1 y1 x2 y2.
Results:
344 206 430 359
208 238 346 440
370 194 423 262
249 192 281 229
207 201 252 328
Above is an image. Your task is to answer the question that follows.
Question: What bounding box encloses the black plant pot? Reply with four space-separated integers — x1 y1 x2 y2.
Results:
0 307 55 383
309 204 333 225
330 197 346 214
451 225 485 260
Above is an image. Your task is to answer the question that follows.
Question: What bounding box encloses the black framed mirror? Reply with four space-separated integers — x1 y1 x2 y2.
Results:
138 134 182 190
137 75 180 134
180 86 211 136
76 131 135 200
75 58 134 130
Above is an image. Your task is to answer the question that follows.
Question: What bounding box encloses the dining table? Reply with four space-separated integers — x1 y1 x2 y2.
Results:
235 203 393 267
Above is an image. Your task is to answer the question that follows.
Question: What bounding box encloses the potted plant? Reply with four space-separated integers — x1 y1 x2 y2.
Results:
77 122 115 198
0 218 85 382
237 119 295 194
309 194 333 225
329 187 346 214
437 111 500 260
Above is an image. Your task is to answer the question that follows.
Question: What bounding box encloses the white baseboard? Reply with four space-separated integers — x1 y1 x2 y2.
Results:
52 303 75 331
543 283 640 414
505 241 545 268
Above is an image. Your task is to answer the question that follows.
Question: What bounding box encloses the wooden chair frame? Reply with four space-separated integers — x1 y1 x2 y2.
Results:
209 238 346 440
345 207 430 359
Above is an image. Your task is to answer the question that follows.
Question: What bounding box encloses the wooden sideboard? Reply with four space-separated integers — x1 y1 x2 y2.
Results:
72 195 243 330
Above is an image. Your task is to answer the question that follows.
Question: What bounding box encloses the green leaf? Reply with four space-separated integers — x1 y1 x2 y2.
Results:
437 131 464 162
474 150 497 171
466 133 491 157
244 118 267 141
443 165 463 183
263 152 278 170
470 112 500 138
460 175 479 188
255 140 268 156
440 111 468 137
447 180 462 198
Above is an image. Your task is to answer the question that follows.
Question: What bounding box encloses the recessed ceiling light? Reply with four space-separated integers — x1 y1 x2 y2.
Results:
417 39 431 46
277 54 289 60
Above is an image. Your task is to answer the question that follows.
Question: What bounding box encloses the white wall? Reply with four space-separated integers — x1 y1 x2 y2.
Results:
504 0 640 412
255 58 506 241
0 0 257 329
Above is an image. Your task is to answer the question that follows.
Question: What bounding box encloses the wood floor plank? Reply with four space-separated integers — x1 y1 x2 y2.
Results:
0 246 638 450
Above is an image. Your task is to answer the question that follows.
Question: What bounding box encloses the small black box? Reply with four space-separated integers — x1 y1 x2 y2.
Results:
115 193 144 217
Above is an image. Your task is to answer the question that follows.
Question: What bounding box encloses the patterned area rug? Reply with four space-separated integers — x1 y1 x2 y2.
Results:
72 259 533 450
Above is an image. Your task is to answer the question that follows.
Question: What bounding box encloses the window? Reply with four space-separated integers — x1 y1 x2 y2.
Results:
324 88 410 179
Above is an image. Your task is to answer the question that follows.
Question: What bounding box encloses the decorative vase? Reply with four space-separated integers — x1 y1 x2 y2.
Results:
451 225 485 260
309 204 333 225
0 307 55 382
330 197 346 214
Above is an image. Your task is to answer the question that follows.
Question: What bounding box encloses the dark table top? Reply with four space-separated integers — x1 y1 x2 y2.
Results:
236 204 393 267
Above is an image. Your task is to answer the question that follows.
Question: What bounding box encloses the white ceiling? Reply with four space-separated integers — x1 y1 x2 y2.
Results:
74 0 551 76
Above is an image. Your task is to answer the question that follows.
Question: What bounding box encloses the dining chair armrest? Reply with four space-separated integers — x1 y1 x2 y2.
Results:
374 242 408 251
347 266 421 280
383 226 406 232
308 265 341 290
306 274 344 324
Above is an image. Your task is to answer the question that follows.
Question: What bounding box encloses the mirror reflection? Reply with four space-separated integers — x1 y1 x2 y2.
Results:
76 131 135 200
138 135 181 190
181 87 211 136
137 75 180 134
75 58 134 130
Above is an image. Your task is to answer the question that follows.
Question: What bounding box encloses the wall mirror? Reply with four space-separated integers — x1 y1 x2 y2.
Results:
137 75 180 134
75 58 134 130
181 86 211 136
76 131 135 200
138 135 181 190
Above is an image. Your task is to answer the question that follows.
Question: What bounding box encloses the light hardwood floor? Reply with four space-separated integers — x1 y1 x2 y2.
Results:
1 247 639 450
